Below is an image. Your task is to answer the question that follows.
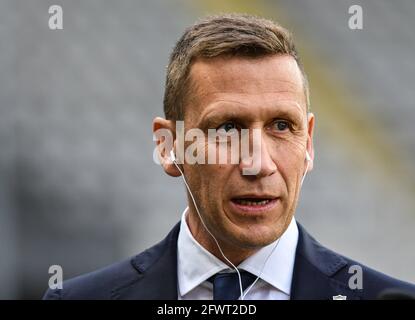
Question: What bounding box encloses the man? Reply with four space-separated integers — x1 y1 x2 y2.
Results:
44 14 415 300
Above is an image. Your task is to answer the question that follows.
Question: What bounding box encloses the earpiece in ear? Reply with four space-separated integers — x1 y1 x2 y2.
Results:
170 150 176 162
301 151 311 187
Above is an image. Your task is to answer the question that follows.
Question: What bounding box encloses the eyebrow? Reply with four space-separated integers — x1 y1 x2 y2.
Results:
198 102 305 129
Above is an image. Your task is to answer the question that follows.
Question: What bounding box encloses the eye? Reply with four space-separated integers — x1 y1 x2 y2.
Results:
218 121 237 132
273 120 290 131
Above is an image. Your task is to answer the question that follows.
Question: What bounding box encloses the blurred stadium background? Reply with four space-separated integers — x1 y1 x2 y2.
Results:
1 0 414 299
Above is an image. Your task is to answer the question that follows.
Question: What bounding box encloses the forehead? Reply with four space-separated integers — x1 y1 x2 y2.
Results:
185 54 307 123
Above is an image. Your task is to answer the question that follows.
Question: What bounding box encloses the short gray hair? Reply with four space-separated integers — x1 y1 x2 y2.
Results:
163 13 310 120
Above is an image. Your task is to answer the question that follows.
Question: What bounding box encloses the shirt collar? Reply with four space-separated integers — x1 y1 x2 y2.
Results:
238 216 299 295
177 207 299 297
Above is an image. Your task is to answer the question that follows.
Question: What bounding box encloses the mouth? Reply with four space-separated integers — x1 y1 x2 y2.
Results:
230 195 279 213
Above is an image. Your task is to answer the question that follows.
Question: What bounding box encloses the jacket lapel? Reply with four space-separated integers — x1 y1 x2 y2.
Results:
112 222 181 300
290 223 361 300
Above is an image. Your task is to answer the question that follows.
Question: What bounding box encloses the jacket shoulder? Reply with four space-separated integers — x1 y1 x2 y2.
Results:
294 223 415 299
43 222 181 300
42 257 139 300
337 256 415 299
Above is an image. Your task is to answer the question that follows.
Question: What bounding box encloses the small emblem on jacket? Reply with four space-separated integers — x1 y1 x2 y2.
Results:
332 294 347 300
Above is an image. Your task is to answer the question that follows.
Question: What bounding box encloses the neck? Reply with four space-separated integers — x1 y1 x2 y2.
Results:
186 208 258 266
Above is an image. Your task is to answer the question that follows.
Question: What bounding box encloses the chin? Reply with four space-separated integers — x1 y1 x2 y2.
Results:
232 226 281 249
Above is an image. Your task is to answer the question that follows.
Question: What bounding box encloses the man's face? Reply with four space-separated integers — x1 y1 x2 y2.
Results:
174 55 314 253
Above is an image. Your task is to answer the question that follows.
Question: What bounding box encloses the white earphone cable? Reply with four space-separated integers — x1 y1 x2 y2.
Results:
172 159 245 298
171 150 310 300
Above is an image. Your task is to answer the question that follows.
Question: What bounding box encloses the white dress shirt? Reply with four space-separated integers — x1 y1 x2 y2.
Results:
177 207 299 300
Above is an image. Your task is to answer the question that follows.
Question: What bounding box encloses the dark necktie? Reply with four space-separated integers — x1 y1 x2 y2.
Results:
208 271 257 300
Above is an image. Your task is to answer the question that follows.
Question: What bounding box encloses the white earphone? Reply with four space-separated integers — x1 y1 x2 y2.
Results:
301 150 311 186
170 150 176 162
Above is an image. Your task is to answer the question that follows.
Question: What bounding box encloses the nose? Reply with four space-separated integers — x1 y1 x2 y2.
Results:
239 133 277 177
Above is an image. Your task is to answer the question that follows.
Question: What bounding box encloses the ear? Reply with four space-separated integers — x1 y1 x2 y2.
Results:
306 112 315 171
153 117 182 177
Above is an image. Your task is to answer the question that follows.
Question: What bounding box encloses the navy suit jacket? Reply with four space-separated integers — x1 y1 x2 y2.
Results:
43 222 415 300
